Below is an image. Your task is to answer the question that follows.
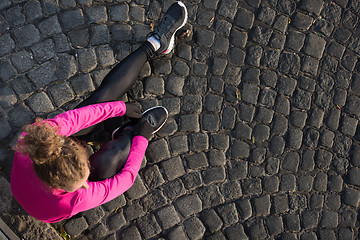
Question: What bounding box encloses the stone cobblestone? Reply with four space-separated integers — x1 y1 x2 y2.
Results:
1 0 360 239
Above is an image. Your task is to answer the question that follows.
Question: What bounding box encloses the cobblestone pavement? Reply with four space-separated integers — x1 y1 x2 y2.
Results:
1 0 360 239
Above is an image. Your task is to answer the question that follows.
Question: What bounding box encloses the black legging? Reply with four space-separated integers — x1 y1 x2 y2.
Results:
73 41 154 181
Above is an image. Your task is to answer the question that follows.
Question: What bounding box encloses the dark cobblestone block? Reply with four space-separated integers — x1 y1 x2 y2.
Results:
205 94 223 113
234 122 252 141
301 0 324 15
130 5 145 22
339 209 357 228
109 4 129 22
161 156 186 181
241 83 259 105
282 151 300 173
318 72 334 91
286 128 303 150
26 92 54 113
266 215 283 236
322 55 338 73
147 138 170 163
304 129 319 148
270 33 286 50
4 6 25 27
315 149 333 170
108 212 126 231
292 12 314 31
259 69 276 88
273 15 289 33
190 132 208 152
259 87 277 107
263 175 280 193
48 82 74 107
299 75 316 92
137 214 161 239
229 47 245 66
90 25 110 45
327 174 343 192
255 106 274 123
203 167 225 184
166 75 184 96
173 60 190 77
277 76 297 96
155 206 180 230
61 9 85 29
53 34 70 53
192 62 208 77
14 24 41 48
208 150 226 166
343 187 360 207
245 219 267 240
275 95 290 115
327 41 345 59
325 108 340 130
119 226 141 240
284 214 300 232
242 67 259 84
325 194 341 210
198 185 224 208
314 172 328 192
251 25 273 45
125 176 147 200
301 56 319 76
211 133 229 151
346 167 360 187
319 211 338 228
334 135 352 157
257 6 276 25
31 39 55 64
285 31 306 52
163 178 186 200
215 19 232 37
238 102 255 122
143 165 165 190
186 152 208 170
303 33 326 59
230 29 248 48
220 181 242 200
64 217 88 237
338 228 354 240
180 114 199 132
221 105 236 129
261 49 280 69
336 70 351 89
145 75 164 95
266 157 280 175
42 0 60 15
70 74 95 95
272 114 288 136
315 19 334 37
289 110 307 128
235 8 254 29
77 48 97 72
252 194 270 216
96 46 115 68
217 203 239 226
236 199 252 221
334 88 347 106
301 210 319 229
202 113 220 131
82 206 105 225
0 34 15 57
200 209 223 233
280 174 296 192
279 52 300 75
184 217 206 240
228 160 248 180
213 37 229 54
250 147 266 165
231 140 250 159
196 28 215 47
341 115 358 136
242 178 262 196
185 76 207 95
110 25 132 42
277 0 296 15
55 54 77 81
197 10 215 27
8 103 34 128
9 76 32 101
297 175 313 192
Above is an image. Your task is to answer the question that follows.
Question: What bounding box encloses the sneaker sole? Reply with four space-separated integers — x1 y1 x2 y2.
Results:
162 1 188 54
142 106 169 134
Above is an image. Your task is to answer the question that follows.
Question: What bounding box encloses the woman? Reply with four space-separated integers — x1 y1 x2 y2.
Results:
10 2 188 223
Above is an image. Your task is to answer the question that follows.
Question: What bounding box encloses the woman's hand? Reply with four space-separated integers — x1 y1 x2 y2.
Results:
124 103 142 118
133 118 153 140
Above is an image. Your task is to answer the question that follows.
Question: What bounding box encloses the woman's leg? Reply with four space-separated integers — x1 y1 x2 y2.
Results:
77 41 154 108
73 42 154 136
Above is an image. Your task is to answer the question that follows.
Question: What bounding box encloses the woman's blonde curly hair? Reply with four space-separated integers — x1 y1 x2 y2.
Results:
16 119 90 190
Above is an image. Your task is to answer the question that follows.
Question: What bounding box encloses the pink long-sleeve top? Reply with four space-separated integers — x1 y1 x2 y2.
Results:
10 101 148 223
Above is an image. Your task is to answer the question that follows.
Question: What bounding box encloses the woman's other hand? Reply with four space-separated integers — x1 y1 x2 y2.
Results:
124 103 142 118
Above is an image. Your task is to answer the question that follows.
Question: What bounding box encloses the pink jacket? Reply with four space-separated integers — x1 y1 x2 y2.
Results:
10 101 148 223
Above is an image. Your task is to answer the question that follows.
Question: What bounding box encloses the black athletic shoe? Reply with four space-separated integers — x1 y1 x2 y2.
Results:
149 1 188 55
142 106 168 134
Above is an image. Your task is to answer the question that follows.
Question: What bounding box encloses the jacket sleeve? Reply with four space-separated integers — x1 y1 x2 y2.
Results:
70 136 148 214
45 101 126 137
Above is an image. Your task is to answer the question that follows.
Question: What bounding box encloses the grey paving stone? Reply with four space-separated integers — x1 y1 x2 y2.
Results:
24 0 43 21
141 189 167 212
0 117 11 140
265 215 283 236
195 28 215 47
333 156 349 175
26 92 54 113
202 167 225 184
8 103 34 128
70 74 95 95
297 175 313 192
211 134 229 151
82 206 105 225
0 34 15 57
245 219 268 240
123 201 144 221
242 178 262 196
61 9 85 29
315 149 333 170
246 45 263 67
175 194 202 218
31 39 56 63
161 156 186 181
197 185 224 208
13 24 41 48
213 37 229 54
48 82 74 107
325 194 341 210
90 25 110 45
145 75 164 95
190 132 208 152
327 174 343 192
284 214 300 232
234 7 254 29
303 33 327 59
274 95 290 116
9 76 33 101
137 214 161 239
107 211 126 231
280 174 296 192
200 209 223 233
272 194 289 214
179 114 200 132
278 52 300 75
53 34 71 53
0 85 17 109
109 4 129 22
143 165 165 190
340 209 357 227
222 105 236 129
202 113 220 131
186 152 208 170
119 226 141 240
314 172 328 192
231 140 250 159
161 97 180 115
64 217 88 237
155 205 180 230
173 60 190 77
4 6 25 27
271 114 288 136
277 0 296 15
183 216 206 240
333 135 352 157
